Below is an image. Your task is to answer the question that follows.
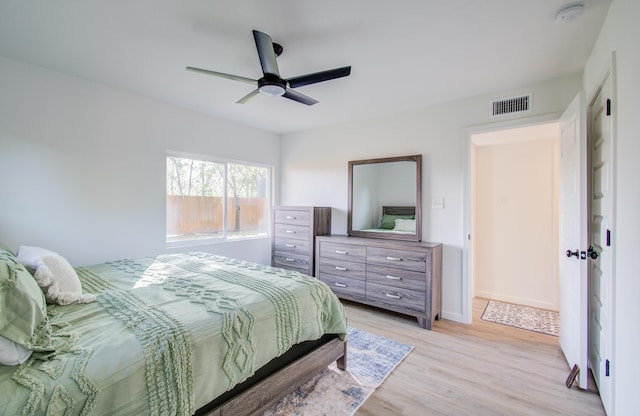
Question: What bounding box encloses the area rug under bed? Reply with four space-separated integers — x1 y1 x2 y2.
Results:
481 299 559 336
264 326 414 416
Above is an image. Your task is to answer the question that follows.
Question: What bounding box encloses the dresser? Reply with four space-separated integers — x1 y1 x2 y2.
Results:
272 206 331 276
316 235 442 329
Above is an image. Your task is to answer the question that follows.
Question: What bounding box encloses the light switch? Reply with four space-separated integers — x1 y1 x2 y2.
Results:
432 197 445 209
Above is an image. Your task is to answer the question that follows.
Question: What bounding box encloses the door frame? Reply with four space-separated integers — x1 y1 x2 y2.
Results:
461 114 561 323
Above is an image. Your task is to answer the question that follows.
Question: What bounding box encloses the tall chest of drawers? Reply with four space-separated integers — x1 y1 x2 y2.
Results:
316 235 442 329
272 206 331 276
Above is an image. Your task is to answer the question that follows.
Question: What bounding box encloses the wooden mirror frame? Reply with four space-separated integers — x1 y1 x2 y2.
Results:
348 154 422 241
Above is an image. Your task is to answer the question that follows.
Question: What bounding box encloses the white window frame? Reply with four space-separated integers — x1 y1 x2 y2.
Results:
166 151 273 248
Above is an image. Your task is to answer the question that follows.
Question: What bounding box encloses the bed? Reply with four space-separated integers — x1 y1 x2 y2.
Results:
0 246 347 416
361 206 416 234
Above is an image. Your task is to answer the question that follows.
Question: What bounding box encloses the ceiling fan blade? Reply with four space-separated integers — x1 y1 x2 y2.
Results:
253 30 280 77
236 89 261 104
186 66 257 85
287 66 351 89
283 88 318 106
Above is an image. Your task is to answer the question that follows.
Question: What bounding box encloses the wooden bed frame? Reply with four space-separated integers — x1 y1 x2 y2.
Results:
197 335 346 416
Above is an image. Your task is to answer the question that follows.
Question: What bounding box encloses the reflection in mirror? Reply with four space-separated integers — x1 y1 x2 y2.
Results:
348 155 422 241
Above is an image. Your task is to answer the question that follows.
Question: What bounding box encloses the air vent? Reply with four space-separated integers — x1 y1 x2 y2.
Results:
490 94 532 117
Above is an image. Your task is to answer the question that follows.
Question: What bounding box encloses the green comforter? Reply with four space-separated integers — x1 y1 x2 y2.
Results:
0 253 347 415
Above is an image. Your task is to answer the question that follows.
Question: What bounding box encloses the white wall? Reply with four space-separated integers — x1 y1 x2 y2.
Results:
280 74 582 322
473 134 559 310
583 0 640 414
0 57 280 266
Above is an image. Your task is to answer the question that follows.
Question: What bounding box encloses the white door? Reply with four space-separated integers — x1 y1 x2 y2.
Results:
588 67 614 413
558 91 588 389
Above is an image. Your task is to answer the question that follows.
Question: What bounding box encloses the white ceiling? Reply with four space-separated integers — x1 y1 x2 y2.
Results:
0 0 611 135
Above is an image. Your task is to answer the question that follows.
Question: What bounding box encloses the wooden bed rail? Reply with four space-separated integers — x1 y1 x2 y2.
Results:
200 337 346 416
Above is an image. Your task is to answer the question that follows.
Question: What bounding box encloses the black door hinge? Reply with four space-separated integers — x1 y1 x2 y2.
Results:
606 229 611 247
606 99 612 116
606 359 610 377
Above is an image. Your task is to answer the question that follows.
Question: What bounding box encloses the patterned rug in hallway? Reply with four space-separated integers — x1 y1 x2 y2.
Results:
264 326 413 416
481 300 559 336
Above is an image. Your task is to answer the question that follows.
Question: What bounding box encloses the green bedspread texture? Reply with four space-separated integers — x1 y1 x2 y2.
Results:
0 253 347 416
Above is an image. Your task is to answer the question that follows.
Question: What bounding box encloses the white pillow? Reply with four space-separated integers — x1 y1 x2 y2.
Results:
393 218 416 232
17 246 96 305
0 335 32 366
16 245 56 270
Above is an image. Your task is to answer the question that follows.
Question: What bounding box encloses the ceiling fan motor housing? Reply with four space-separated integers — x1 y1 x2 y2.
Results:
258 74 286 96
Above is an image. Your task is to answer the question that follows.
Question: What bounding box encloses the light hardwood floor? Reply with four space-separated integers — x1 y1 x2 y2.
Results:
345 298 605 416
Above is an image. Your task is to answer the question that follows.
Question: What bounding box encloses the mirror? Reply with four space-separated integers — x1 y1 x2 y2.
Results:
348 154 422 241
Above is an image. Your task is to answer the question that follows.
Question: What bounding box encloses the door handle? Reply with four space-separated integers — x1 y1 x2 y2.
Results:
566 249 579 258
566 247 599 260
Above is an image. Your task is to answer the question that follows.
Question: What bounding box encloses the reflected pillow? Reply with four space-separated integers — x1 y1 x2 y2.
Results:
379 214 415 230
393 219 416 233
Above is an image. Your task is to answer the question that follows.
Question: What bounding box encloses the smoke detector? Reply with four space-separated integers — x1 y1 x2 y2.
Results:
555 3 585 23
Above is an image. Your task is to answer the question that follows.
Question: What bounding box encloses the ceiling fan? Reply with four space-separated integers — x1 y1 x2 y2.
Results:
186 30 351 106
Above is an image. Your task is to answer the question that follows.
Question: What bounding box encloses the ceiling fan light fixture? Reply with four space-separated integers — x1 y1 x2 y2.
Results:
258 84 285 97
555 2 585 23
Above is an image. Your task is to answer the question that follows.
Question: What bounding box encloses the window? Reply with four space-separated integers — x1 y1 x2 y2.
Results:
166 153 271 245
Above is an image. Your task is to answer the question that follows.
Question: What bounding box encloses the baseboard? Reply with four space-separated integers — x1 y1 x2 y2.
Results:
441 310 464 323
475 291 557 311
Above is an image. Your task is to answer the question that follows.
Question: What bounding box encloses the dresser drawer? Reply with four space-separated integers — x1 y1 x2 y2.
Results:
366 282 425 312
273 252 310 273
319 241 366 262
367 264 426 292
273 236 309 256
274 223 310 241
367 247 428 273
318 257 365 280
317 274 366 299
274 209 312 226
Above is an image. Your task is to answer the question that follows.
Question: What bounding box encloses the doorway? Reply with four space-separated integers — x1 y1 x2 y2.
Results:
470 122 560 311
462 82 615 414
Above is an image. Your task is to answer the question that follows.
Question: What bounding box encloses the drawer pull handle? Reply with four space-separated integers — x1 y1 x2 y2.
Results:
335 250 348 255
386 256 402 261
334 266 347 271
334 283 347 288
385 293 402 299
285 230 296 234
285 258 295 262
285 244 296 248
386 275 402 281
285 216 297 219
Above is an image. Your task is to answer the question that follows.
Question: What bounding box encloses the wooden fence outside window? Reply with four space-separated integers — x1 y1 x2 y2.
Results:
167 195 266 236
